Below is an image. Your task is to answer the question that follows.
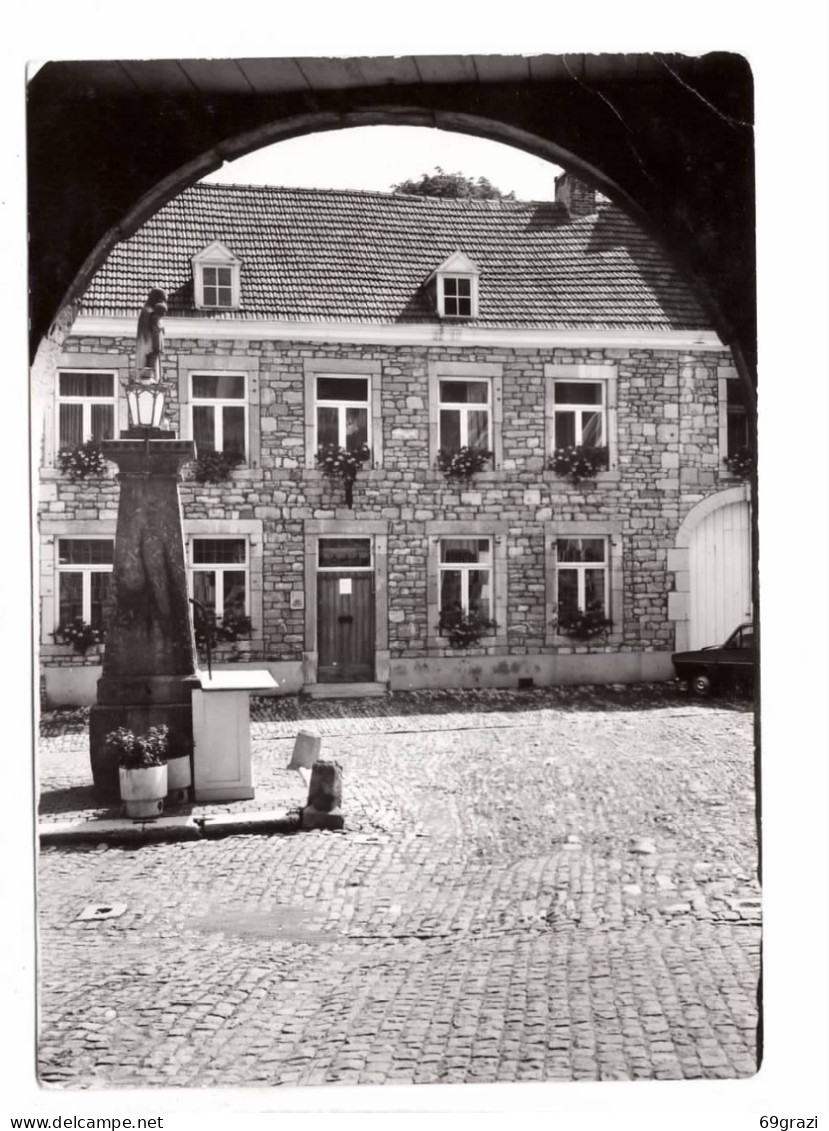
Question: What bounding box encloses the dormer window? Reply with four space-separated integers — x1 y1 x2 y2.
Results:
431 250 480 320
191 241 241 310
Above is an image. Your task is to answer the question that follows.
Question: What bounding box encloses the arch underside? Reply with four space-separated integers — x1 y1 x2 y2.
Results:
27 54 755 386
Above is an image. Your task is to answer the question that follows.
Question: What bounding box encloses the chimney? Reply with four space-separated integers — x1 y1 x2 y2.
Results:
554 171 598 217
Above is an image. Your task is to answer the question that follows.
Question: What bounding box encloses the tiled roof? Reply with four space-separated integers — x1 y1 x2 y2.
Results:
80 183 710 330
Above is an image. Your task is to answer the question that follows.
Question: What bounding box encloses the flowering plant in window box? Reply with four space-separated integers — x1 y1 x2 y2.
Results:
437 445 493 481
316 442 371 507
439 609 497 648
191 449 244 484
553 601 613 641
723 446 753 478
52 617 105 654
548 445 609 484
193 609 252 649
57 440 109 481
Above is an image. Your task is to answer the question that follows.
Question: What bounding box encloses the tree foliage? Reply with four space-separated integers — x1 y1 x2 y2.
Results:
391 167 515 201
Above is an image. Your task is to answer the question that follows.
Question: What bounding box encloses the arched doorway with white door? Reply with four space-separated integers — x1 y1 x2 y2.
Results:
669 484 752 652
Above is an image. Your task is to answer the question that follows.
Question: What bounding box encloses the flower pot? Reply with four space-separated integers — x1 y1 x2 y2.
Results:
165 754 192 803
119 764 167 820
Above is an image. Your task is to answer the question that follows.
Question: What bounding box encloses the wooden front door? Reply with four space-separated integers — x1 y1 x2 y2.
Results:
317 537 375 682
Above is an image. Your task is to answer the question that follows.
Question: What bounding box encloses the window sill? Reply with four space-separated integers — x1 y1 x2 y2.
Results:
541 470 621 486
717 470 751 485
544 633 623 649
429 634 507 649
185 465 265 484
41 468 115 483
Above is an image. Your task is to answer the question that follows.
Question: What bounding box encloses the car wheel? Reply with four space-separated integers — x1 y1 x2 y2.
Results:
691 673 712 697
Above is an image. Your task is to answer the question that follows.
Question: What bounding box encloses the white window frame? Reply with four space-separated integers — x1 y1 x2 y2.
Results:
438 536 494 622
190 371 249 459
56 369 117 448
544 364 618 476
191 241 241 311
314 373 372 453
544 521 623 646
438 376 493 452
55 536 114 631
187 536 250 620
554 536 610 616
438 273 479 319
316 536 374 572
552 380 607 449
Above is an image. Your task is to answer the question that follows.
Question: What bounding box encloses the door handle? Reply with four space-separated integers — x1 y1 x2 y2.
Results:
338 614 354 624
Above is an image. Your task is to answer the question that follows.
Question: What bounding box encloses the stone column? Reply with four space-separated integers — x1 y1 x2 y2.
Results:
89 436 198 797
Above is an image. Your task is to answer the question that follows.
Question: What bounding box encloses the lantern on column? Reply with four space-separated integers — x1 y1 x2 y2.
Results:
126 380 166 430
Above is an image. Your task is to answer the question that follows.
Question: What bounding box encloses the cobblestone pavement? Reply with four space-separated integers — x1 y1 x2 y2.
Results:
37 689 760 1089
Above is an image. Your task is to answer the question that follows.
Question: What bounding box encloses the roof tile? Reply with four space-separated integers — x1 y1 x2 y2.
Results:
81 183 710 331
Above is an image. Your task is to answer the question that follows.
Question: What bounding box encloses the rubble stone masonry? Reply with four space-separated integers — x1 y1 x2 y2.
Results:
38 334 739 699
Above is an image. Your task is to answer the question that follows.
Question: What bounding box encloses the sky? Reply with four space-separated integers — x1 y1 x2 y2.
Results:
201 125 563 199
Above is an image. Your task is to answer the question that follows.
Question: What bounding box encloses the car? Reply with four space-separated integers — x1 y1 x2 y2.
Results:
671 622 755 696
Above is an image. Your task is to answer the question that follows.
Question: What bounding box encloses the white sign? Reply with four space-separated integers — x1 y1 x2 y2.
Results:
339 577 352 596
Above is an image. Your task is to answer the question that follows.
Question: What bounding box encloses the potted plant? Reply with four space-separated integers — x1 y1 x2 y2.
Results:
158 726 193 802
107 726 168 819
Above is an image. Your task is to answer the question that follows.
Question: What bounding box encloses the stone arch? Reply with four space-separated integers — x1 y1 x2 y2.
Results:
43 108 646 359
675 484 750 547
668 485 752 651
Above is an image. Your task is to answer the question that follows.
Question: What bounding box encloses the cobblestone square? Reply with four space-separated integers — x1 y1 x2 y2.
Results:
37 688 760 1089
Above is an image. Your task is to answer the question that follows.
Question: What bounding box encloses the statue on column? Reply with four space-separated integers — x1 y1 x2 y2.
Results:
135 287 168 381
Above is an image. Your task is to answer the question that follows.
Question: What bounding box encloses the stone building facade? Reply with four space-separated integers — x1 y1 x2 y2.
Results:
35 177 752 705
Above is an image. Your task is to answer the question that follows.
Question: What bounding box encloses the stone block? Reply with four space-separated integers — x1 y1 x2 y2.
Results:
306 759 342 811
289 730 321 770
301 807 345 831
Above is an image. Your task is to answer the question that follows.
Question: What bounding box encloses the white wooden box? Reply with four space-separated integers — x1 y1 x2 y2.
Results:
192 670 277 802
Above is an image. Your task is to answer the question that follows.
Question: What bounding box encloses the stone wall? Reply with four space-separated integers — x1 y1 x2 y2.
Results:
38 334 741 696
